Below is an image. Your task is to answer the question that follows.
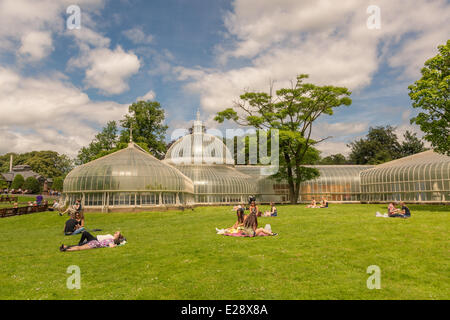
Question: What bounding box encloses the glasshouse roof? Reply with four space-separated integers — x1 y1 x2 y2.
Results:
64 142 194 194
165 118 234 165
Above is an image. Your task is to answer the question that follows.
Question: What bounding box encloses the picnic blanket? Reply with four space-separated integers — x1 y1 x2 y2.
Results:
375 211 389 218
216 227 272 237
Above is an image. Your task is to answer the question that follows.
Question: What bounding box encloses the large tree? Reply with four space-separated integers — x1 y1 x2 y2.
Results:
0 151 73 179
76 101 168 164
215 74 352 204
76 121 119 165
318 153 349 165
348 126 401 164
120 101 168 159
408 40 450 155
348 126 426 164
23 177 40 194
400 130 427 157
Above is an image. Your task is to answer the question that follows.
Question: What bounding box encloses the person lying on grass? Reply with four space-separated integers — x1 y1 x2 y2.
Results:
60 230 125 252
263 202 277 216
241 210 277 237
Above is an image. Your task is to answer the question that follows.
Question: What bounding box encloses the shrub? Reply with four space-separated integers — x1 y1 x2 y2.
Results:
11 174 24 190
52 177 64 192
23 177 41 194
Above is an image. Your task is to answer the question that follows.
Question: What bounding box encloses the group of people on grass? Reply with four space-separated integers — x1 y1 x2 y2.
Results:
387 201 411 218
306 196 329 208
58 199 126 252
218 199 278 237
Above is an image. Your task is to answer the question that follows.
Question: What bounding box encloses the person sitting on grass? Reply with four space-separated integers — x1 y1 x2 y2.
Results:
60 230 125 252
231 205 246 229
388 202 404 217
306 198 317 208
398 201 411 218
249 200 259 216
263 202 277 217
319 197 329 208
63 212 85 235
241 211 277 237
74 199 82 214
58 202 79 216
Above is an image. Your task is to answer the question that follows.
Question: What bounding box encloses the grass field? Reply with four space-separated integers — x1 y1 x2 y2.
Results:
0 204 448 300
0 196 55 208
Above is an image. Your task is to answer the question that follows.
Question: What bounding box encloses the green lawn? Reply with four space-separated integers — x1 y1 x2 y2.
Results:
0 196 54 208
0 204 448 300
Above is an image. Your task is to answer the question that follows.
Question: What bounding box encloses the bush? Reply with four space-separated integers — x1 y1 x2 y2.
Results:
52 177 64 192
11 174 24 190
23 177 41 194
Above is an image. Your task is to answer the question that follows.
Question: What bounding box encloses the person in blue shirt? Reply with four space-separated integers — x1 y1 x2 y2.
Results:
399 202 411 218
36 194 43 206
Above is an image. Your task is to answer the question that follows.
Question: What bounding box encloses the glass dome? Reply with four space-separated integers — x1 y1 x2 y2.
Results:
360 150 450 203
170 164 257 204
63 142 194 209
165 116 234 165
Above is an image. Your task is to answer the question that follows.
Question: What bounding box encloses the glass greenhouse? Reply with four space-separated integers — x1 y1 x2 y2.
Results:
63 142 194 211
236 165 373 203
360 150 450 203
63 112 449 210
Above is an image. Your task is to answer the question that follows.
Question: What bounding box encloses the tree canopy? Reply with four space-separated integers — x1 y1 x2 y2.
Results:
348 126 427 164
11 174 24 190
215 74 352 204
408 40 450 155
317 153 350 165
0 151 73 179
23 177 40 194
76 100 168 164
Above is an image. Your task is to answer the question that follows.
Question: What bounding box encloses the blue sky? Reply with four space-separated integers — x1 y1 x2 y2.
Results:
0 0 449 157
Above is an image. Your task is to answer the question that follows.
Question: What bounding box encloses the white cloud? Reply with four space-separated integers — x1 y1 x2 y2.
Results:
123 27 154 44
72 46 141 95
316 141 351 157
0 67 129 157
175 0 450 115
137 89 156 101
0 0 106 60
18 31 54 61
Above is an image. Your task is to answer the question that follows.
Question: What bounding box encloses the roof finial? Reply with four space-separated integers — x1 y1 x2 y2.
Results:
196 108 200 121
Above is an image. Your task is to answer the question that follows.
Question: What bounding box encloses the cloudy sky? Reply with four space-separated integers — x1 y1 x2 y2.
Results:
0 0 449 158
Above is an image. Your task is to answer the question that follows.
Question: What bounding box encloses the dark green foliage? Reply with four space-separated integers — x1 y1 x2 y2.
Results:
408 40 450 155
52 177 64 192
348 126 427 164
76 101 168 164
400 131 427 157
23 176 40 194
0 151 73 179
11 174 24 190
317 153 350 165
